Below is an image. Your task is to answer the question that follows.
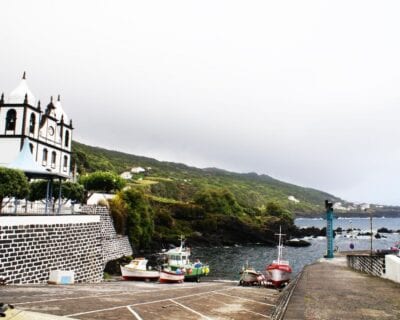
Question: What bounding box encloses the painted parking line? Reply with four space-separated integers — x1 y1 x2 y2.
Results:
169 299 213 320
126 306 144 320
13 283 226 306
214 292 275 306
65 287 236 317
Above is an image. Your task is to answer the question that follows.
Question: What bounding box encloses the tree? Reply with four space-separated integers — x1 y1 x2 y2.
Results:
121 188 154 249
29 180 84 204
108 193 128 235
265 201 293 223
194 188 243 216
79 171 125 194
0 168 29 213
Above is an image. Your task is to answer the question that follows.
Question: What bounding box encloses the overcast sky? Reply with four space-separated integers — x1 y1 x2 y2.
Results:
1 1 400 205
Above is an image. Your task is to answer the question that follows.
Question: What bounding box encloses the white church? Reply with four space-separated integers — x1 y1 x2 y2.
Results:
0 73 73 177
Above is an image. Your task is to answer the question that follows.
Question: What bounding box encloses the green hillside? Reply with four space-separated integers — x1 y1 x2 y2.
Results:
72 141 340 216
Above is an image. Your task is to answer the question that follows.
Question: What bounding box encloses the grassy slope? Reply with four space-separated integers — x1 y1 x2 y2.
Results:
72 141 342 216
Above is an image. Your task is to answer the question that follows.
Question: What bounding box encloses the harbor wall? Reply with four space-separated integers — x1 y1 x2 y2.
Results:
81 205 133 266
0 206 132 284
383 255 400 284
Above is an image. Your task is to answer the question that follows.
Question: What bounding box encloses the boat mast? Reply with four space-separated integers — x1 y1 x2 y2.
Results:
275 226 285 264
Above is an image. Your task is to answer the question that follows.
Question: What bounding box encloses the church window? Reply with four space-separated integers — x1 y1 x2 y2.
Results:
6 109 17 131
51 151 57 169
29 113 36 134
65 130 70 147
63 155 68 171
29 143 34 154
42 149 48 165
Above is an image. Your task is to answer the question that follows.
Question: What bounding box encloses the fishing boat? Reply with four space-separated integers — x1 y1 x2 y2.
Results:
120 258 160 281
162 236 210 282
159 267 185 283
239 263 265 286
266 227 292 288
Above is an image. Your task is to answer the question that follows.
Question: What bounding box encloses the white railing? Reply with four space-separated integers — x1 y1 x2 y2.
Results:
0 199 83 215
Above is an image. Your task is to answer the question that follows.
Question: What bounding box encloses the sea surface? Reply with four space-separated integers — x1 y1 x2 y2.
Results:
192 217 400 281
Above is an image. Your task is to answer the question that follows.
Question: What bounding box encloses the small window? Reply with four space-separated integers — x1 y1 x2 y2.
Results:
51 151 57 169
6 109 17 131
29 113 36 134
63 155 68 171
65 130 70 147
42 149 48 166
29 143 34 154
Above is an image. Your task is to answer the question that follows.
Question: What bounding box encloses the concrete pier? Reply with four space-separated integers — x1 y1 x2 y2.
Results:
1 280 280 319
283 257 400 320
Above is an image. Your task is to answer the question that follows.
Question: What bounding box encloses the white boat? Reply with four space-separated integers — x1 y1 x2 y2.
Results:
266 227 292 288
239 266 265 286
120 258 160 281
159 267 185 283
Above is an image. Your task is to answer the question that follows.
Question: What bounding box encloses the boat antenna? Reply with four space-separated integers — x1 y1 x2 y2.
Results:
179 235 185 252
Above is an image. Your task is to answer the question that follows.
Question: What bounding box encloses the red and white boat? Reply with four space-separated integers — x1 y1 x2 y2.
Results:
266 227 292 288
121 258 160 281
159 267 185 283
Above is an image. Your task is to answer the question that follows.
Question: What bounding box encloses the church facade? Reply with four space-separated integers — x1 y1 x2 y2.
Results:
0 73 73 177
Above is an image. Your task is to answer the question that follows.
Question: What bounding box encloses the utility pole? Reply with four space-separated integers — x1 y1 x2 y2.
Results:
325 200 334 258
369 210 373 256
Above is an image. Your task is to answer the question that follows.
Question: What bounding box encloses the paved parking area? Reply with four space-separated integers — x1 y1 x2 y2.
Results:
1 281 279 319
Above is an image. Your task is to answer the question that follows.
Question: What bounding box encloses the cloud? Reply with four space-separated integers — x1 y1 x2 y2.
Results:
1 0 400 204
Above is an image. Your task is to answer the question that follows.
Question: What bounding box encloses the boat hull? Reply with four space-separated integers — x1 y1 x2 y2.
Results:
120 266 160 281
159 270 185 283
266 264 292 287
169 265 210 281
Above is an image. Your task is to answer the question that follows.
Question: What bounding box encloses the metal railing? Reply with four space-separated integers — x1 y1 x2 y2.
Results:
347 254 386 277
0 199 83 215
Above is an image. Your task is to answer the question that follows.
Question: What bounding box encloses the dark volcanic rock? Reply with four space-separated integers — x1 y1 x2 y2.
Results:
286 239 311 247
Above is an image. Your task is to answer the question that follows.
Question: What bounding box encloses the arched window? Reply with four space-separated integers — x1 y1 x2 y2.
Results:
65 130 70 148
6 109 17 131
51 151 57 169
29 143 34 154
63 155 68 171
42 149 48 165
29 113 36 134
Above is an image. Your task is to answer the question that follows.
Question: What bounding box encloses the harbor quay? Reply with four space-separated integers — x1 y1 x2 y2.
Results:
1 280 280 319
283 255 400 320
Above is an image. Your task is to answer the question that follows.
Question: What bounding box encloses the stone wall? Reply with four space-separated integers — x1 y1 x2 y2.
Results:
0 215 103 284
0 206 132 284
81 205 133 266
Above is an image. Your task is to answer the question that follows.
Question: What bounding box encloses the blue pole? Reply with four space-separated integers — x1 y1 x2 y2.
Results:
325 200 334 258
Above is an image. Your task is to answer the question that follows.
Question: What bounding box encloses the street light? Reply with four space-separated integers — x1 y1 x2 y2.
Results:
362 204 372 256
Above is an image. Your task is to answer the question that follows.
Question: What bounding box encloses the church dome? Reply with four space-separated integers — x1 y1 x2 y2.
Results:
54 95 69 123
7 72 36 106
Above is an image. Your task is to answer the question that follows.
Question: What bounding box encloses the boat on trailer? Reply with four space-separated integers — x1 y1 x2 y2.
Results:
266 227 292 288
239 265 265 286
120 258 160 281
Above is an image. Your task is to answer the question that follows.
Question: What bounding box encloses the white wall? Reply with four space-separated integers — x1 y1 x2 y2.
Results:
384 255 400 284
0 215 100 226
0 138 21 165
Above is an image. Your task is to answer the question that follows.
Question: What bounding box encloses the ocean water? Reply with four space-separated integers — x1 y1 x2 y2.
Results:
192 217 400 281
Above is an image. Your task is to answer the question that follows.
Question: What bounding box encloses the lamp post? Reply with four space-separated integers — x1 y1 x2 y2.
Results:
369 209 373 256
